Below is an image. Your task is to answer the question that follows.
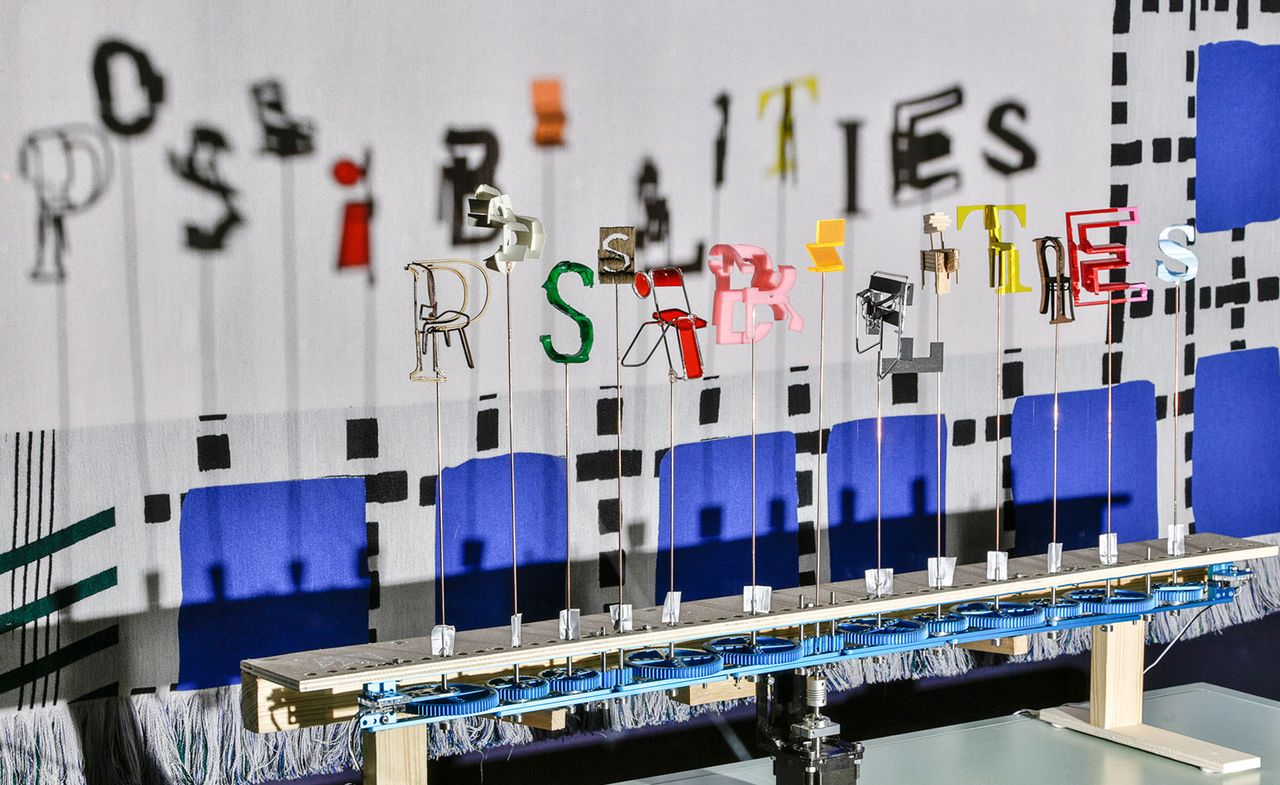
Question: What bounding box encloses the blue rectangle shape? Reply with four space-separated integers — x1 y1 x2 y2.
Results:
1191 348 1280 537
825 415 946 581
1010 381 1157 556
437 453 567 630
1196 41 1280 232
178 478 368 689
656 432 799 604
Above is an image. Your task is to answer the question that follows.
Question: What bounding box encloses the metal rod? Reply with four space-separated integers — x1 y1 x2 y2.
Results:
565 362 572 612
935 260 943 568
505 274 519 617
1172 285 1181 535
435 372 446 625
1052 320 1060 545
614 284 624 608
876 349 883 573
750 322 758 593
669 369 676 597
994 288 1003 552
815 274 827 606
1106 294 1114 537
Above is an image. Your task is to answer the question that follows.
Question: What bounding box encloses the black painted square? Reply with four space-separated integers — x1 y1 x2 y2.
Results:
476 408 499 451
598 498 620 535
1232 256 1246 279
891 372 918 405
1111 101 1128 124
1111 184 1129 207
365 471 408 504
1258 277 1279 301
1102 352 1123 385
1112 52 1128 85
598 551 625 588
346 418 379 460
787 383 811 416
1151 137 1172 163
699 387 721 425
597 397 622 436
1232 226 1246 241
796 470 813 507
419 475 437 507
196 434 231 472
1177 137 1195 162
1231 307 1245 329
143 494 171 524
1001 362 1024 399
953 419 976 447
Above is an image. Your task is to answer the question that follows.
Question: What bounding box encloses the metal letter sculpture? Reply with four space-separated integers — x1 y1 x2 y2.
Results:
956 204 1030 294
758 76 818 180
708 244 804 344
1064 207 1149 306
539 261 595 364
1156 224 1198 283
598 226 637 285
855 272 942 377
920 212 958 294
1035 236 1074 324
405 260 491 382
467 184 544 272
622 268 708 379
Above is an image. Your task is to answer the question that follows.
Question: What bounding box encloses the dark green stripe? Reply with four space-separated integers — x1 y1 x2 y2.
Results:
0 508 114 574
0 624 119 696
0 568 117 635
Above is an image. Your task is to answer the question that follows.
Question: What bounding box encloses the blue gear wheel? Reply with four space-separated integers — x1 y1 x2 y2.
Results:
838 618 929 646
625 648 724 681
599 666 635 688
539 667 603 693
912 612 969 636
802 634 844 655
404 683 500 718
1153 582 1206 605
1067 588 1157 615
952 601 1047 630
704 635 803 666
1032 598 1082 622
486 675 550 703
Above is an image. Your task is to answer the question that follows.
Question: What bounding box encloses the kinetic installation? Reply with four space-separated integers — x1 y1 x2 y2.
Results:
244 183 1277 783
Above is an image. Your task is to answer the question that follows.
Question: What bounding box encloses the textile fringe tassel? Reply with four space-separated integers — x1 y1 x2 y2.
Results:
4 537 1276 782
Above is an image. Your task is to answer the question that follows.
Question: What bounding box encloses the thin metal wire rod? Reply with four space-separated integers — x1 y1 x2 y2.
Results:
1106 294 1114 536
614 285 624 608
994 289 1003 552
1052 321 1061 545
876 350 883 573
564 363 572 611
505 275 518 617
668 370 676 596
934 266 943 567
815 274 827 605
750 326 758 592
1172 285 1181 534
435 369 446 625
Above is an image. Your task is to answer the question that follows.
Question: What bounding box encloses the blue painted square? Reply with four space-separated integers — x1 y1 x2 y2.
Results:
178 478 368 690
656 432 799 603
1192 348 1280 537
1196 41 1280 232
826 415 946 581
438 453 567 630
1010 381 1157 556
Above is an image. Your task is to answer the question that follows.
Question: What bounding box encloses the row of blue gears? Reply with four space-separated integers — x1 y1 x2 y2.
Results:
487 675 550 702
540 667 603 693
705 635 804 666
953 601 1046 630
1067 588 1157 614
802 634 845 655
1210 564 1254 585
838 618 929 646
1152 582 1206 604
404 683 501 718
625 648 724 680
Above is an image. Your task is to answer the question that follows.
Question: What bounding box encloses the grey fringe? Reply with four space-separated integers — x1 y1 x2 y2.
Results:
5 533 1277 784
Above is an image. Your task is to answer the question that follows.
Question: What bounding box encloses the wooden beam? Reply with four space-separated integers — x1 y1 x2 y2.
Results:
500 708 569 731
1090 619 1144 729
362 724 429 785
673 676 756 706
240 672 359 733
960 635 1029 656
242 534 1276 696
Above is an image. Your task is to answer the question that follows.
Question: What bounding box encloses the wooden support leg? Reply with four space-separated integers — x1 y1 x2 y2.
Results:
1038 618 1261 773
362 724 429 785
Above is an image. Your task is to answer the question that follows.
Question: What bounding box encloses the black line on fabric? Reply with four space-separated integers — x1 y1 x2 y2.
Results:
197 414 227 421
8 434 17 704
31 431 44 709
19 432 33 706
46 430 57 706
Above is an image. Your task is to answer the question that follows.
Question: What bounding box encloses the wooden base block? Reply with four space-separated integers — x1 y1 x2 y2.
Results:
673 677 756 706
362 724 430 785
499 708 568 731
959 636 1029 656
241 672 358 732
1038 705 1260 774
